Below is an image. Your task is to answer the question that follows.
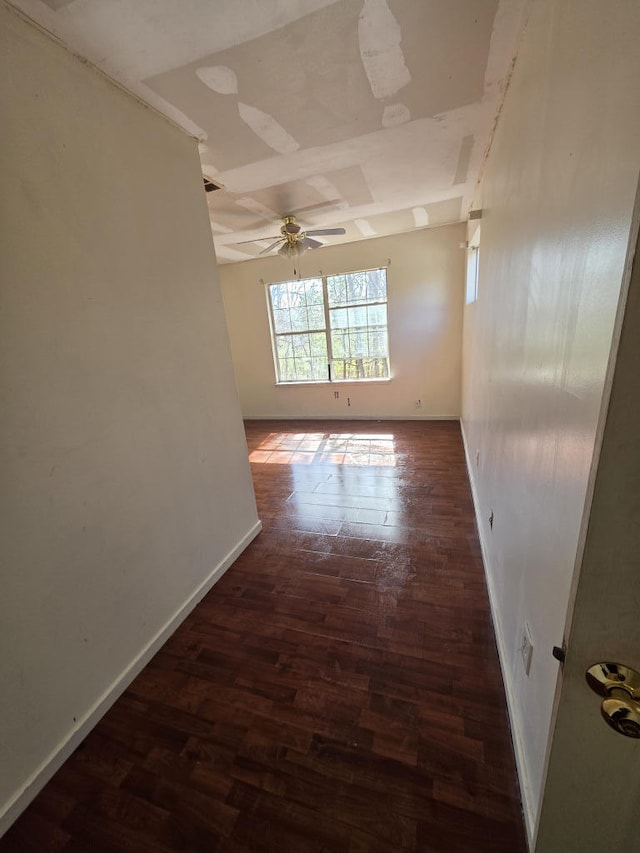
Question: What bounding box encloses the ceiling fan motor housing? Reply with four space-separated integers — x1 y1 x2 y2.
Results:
244 216 346 255
282 216 301 235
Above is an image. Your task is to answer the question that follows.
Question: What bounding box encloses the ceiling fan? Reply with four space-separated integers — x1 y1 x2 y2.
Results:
238 215 346 257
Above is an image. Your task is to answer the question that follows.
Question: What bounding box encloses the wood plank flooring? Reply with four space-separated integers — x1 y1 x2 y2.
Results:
1 420 527 852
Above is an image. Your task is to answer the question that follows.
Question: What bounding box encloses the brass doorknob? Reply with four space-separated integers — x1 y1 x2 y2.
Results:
586 663 640 738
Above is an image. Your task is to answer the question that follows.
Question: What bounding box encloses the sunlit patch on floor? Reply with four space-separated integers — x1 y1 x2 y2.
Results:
248 432 397 467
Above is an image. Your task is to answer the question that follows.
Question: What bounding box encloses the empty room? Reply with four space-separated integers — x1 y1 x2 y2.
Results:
2 1 639 851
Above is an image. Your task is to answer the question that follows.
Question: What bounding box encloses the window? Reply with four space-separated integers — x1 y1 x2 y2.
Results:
465 225 480 304
267 268 390 383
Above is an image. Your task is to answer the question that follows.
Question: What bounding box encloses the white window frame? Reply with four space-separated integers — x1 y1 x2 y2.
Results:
466 225 481 304
266 267 391 385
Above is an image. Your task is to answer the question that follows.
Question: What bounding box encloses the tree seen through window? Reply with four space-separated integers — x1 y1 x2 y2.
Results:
268 269 389 383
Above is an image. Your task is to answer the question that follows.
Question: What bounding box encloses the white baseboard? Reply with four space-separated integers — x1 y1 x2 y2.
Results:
242 414 460 421
459 422 536 849
0 519 262 838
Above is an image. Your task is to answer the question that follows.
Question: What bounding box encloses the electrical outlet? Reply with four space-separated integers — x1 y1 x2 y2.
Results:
347 397 351 407
520 623 534 676
415 399 422 409
334 391 339 399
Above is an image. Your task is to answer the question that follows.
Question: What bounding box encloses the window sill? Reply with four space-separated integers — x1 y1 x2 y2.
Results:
274 378 392 387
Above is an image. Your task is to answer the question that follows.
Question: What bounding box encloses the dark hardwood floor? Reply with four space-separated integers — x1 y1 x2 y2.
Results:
2 420 527 852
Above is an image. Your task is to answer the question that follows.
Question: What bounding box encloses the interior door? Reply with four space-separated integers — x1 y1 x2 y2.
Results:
534 197 640 850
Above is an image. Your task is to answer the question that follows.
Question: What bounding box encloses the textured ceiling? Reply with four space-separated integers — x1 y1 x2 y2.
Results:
10 0 528 263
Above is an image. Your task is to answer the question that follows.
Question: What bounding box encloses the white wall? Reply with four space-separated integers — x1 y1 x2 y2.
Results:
535 184 640 853
461 0 640 842
219 225 465 419
0 4 259 833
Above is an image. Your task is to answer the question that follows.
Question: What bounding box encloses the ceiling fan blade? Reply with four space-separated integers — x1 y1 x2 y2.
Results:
234 235 281 245
291 200 344 216
304 227 346 236
300 236 323 250
259 239 285 255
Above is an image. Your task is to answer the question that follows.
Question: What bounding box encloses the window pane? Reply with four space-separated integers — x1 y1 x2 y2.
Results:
331 329 347 358
278 358 293 382
346 272 368 304
276 337 293 359
305 278 324 305
291 333 311 358
353 331 368 357
269 278 329 382
284 282 300 308
289 305 310 332
272 307 291 333
269 282 288 310
332 360 346 380
348 305 368 328
327 269 387 306
330 356 388 380
365 358 389 378
306 304 325 330
366 269 387 301
330 307 349 328
327 268 389 381
310 358 328 380
367 303 386 327
368 329 387 357
274 332 328 382
270 277 322 310
309 332 327 358
327 275 347 307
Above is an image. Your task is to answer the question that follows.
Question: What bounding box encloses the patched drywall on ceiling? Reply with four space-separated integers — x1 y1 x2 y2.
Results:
9 0 528 262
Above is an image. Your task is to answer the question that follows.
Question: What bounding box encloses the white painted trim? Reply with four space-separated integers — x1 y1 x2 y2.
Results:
0 519 262 837
460 421 536 850
274 379 393 386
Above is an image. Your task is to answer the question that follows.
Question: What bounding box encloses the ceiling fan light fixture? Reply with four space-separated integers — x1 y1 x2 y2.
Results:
237 215 345 256
278 241 306 258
